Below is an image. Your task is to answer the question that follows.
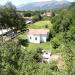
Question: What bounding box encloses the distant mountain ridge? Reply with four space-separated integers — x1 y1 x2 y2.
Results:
17 0 71 10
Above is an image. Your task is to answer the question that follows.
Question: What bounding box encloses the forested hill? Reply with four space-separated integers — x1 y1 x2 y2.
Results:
47 4 75 74
50 2 75 52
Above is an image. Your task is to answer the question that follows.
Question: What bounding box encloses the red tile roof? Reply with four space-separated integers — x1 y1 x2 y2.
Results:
28 29 49 35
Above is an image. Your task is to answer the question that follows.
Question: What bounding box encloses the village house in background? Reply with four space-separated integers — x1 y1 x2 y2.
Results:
41 11 55 17
27 29 49 43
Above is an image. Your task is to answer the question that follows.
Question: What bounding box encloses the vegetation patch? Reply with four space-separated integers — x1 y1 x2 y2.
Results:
26 42 53 52
28 20 52 29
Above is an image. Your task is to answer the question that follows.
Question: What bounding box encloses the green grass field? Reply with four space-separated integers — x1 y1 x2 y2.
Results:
28 20 52 29
26 42 53 52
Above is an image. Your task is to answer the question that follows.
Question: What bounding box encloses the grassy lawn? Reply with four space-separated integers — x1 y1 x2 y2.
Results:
28 20 52 29
26 42 53 52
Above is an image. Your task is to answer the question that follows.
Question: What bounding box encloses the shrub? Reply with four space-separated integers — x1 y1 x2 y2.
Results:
45 25 48 28
18 39 29 47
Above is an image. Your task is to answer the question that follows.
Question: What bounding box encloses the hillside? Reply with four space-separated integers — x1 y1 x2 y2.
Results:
51 2 75 47
17 0 71 10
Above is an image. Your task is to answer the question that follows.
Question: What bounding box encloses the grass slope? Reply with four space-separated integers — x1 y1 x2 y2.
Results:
26 42 53 52
28 20 52 29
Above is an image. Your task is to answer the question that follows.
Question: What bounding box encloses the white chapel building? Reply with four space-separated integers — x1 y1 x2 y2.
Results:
27 29 49 43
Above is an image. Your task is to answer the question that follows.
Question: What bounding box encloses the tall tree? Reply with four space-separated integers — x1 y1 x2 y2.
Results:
0 2 26 40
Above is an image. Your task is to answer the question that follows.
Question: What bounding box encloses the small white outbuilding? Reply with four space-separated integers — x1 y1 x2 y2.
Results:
27 29 49 43
42 50 51 62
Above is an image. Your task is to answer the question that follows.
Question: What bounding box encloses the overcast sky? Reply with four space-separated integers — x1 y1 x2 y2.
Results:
0 0 75 6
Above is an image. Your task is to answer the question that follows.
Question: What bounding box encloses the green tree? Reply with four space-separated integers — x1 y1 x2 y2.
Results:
0 41 24 75
0 2 27 40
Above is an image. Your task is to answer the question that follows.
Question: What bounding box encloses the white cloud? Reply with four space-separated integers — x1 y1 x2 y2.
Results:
56 0 75 2
32 0 75 2
68 0 75 2
56 0 63 1
32 0 51 2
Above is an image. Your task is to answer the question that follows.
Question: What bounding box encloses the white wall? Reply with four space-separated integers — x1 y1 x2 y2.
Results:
27 34 48 43
40 34 48 43
27 34 40 43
